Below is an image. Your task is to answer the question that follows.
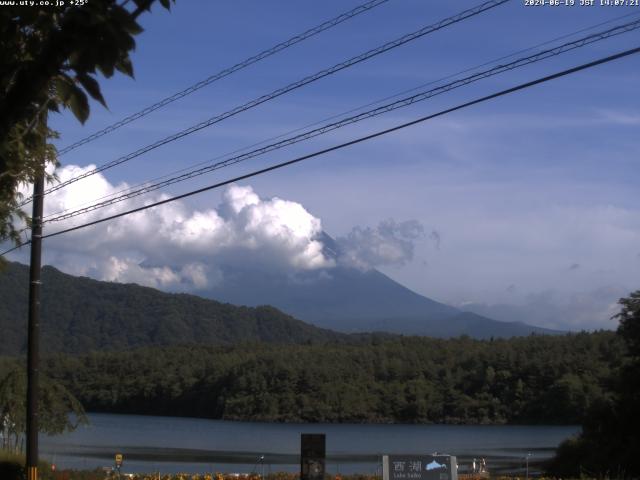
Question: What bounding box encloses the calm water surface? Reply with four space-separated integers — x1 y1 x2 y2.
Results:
41 413 580 475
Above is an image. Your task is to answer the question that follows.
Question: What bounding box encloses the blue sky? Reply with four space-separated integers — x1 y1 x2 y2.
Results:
9 0 640 330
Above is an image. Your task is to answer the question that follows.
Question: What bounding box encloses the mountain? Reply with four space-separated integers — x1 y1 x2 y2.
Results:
198 233 559 338
0 262 348 355
0 254 559 356
459 284 628 332
198 266 557 337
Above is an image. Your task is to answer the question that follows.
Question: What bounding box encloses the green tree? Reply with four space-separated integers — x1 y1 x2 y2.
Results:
617 291 640 358
0 0 174 249
548 291 640 478
0 368 87 452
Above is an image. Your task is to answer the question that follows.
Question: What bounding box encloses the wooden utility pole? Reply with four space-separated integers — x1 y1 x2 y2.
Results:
26 119 46 480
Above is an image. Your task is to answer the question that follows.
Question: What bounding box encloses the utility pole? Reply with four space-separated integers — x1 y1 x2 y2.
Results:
26 114 46 480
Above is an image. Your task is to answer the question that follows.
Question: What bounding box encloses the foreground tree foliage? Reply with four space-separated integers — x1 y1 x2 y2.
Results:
0 0 174 248
0 331 621 425
548 291 640 478
0 367 87 452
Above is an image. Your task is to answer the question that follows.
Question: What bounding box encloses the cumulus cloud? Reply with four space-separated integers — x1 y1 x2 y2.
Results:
75 257 213 291
9 165 436 290
12 166 333 290
335 219 425 270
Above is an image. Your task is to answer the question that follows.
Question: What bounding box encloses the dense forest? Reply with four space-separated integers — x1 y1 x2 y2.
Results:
0 331 621 425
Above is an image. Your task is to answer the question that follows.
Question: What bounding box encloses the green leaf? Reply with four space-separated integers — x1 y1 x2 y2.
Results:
76 72 107 108
56 75 90 124
97 59 115 77
54 75 75 102
115 55 134 78
68 87 90 124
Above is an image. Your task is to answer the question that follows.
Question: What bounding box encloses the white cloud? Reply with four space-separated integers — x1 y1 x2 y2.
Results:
102 257 181 289
336 219 425 270
12 166 430 288
13 166 333 289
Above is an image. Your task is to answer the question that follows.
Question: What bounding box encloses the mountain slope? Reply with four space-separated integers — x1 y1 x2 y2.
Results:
0 262 347 355
192 231 558 337
201 266 456 326
200 265 559 337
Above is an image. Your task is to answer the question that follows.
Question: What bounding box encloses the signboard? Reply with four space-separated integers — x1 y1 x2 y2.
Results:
301 433 325 480
383 455 458 480
115 453 123 468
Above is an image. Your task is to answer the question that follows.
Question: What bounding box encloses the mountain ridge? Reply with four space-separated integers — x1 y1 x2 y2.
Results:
0 260 560 357
0 261 348 355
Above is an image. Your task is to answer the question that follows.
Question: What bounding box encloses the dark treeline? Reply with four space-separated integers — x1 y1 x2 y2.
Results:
1 331 621 425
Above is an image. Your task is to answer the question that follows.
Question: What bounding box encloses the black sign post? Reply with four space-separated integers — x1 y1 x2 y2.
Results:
301 433 325 480
383 455 458 480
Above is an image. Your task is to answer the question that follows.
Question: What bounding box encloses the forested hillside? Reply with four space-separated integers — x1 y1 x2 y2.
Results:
0 262 347 354
1 331 621 425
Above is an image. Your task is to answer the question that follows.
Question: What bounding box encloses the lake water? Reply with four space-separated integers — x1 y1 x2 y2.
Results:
40 413 580 475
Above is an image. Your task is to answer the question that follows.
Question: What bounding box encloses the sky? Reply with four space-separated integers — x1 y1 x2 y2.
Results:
6 0 640 330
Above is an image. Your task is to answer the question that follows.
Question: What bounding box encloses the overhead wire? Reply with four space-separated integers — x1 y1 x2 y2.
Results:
1 242 25 257
1 43 634 256
55 0 392 156
41 9 640 221
40 18 640 224
21 0 509 205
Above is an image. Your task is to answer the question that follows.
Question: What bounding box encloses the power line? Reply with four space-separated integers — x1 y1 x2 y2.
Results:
25 0 509 204
42 18 640 224
42 10 640 221
16 45 636 245
3 45 637 256
55 0 392 156
1 242 26 256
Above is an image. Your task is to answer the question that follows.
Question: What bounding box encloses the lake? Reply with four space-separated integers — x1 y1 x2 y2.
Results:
40 413 580 475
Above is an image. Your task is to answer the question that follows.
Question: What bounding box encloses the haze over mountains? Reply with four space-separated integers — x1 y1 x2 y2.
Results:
458 285 629 333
